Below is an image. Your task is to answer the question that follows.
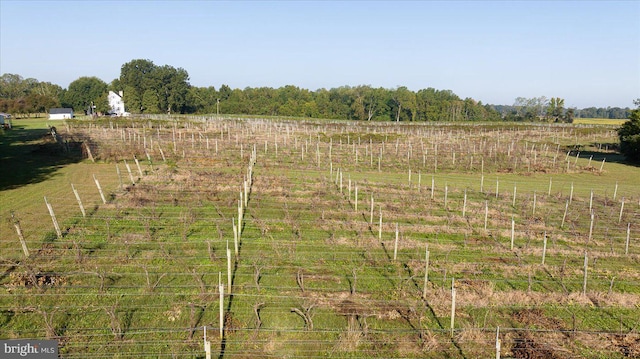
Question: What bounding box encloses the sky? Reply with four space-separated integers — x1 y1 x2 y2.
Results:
1 0 639 109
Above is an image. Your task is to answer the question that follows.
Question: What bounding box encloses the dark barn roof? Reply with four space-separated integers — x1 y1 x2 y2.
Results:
50 108 74 114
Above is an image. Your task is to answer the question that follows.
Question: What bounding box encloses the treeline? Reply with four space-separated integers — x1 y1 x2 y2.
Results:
115 59 498 121
188 84 501 121
574 107 631 119
0 59 632 122
490 96 632 122
0 74 64 117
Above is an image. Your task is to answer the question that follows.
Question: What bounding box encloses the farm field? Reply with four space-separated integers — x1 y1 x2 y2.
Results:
573 118 628 126
1 117 639 358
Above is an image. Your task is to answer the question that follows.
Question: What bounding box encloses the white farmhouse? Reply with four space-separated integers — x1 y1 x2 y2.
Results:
108 90 129 116
49 108 74 120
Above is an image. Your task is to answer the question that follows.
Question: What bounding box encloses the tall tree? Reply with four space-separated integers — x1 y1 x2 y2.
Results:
618 99 640 163
141 90 160 113
63 76 108 113
0 73 32 99
118 59 191 114
390 86 416 121
546 97 565 122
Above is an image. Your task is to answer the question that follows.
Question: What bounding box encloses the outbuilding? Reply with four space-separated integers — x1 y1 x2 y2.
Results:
0 112 11 128
49 108 74 120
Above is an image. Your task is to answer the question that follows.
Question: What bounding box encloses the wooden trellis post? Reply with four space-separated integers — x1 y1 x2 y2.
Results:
115 164 123 190
431 176 435 199
94 174 107 204
626 223 631 256
233 221 239 258
227 246 232 293
244 180 249 208
370 194 374 224
510 217 515 250
393 223 399 261
561 200 569 228
12 213 29 258
71 184 86 218
462 189 467 217
422 245 429 300
378 207 383 240
541 232 548 265
84 142 94 163
582 252 588 296
44 196 62 239
484 201 488 231
124 159 135 184
569 182 574 204
204 326 211 359
134 156 143 178
219 274 224 340
444 184 448 209
158 144 166 162
450 278 456 337
588 211 594 243
354 185 358 212
618 197 625 224
495 326 501 359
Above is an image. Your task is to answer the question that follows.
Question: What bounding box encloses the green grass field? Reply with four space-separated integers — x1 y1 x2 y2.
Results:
573 118 628 126
1 117 639 358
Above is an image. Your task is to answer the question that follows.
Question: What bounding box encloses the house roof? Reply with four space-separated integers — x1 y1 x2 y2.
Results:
50 108 74 114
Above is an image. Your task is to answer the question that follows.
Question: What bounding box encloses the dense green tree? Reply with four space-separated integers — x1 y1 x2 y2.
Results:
183 81 498 121
618 100 640 163
546 97 565 122
0 74 62 117
141 90 160 113
0 73 34 99
389 86 416 121
94 92 110 114
155 65 190 114
26 93 59 115
565 108 575 123
364 87 387 121
30 81 64 103
118 59 191 114
64 76 108 113
123 85 142 113
218 84 232 101
350 85 386 121
188 86 218 113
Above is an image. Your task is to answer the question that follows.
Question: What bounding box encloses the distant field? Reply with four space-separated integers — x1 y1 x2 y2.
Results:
574 118 627 126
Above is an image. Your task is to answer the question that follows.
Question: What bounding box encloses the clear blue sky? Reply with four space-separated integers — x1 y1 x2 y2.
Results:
1 0 638 108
